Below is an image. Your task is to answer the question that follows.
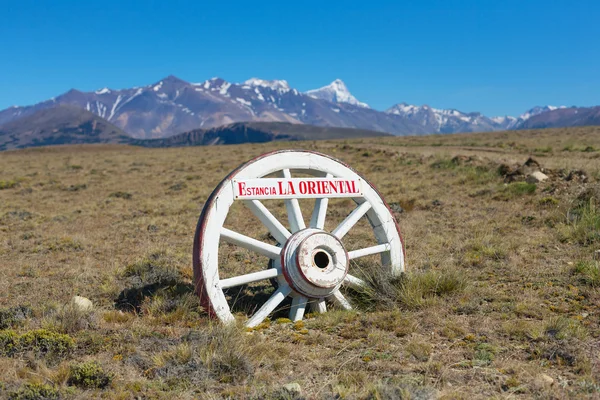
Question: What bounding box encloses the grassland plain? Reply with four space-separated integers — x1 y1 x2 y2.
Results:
0 126 599 399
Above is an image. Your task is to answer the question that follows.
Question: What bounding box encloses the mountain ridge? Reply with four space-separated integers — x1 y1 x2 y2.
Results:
0 104 391 151
1 75 596 139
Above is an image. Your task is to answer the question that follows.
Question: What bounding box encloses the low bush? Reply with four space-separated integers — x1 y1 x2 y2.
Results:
43 303 97 334
8 383 60 400
494 182 536 200
116 250 197 318
561 188 600 245
0 180 19 190
0 329 74 360
347 263 467 310
572 261 600 287
68 361 112 389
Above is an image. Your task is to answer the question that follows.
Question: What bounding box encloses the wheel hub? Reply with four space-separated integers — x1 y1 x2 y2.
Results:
281 228 349 298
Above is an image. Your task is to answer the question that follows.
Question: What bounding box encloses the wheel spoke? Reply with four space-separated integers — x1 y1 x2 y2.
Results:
348 243 391 260
289 296 308 321
330 290 352 310
332 201 372 239
282 169 306 232
220 268 280 289
246 285 292 327
343 274 368 289
244 200 291 244
221 228 281 260
311 299 327 313
310 173 332 229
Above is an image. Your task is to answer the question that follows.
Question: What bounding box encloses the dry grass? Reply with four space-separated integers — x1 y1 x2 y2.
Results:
0 126 599 398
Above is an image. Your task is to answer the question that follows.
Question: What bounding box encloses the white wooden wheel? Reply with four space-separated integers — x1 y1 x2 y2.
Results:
193 150 405 327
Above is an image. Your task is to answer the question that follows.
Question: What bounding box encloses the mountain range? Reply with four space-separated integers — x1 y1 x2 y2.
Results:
0 104 389 151
1 75 598 150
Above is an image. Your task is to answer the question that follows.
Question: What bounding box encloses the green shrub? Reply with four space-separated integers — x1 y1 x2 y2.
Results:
474 343 498 366
0 330 19 357
544 317 586 340
539 196 559 206
0 180 19 190
8 383 60 400
564 200 600 245
68 361 112 389
573 261 600 287
494 182 536 200
18 329 75 358
0 329 74 359
397 269 467 309
347 263 467 310
506 182 536 195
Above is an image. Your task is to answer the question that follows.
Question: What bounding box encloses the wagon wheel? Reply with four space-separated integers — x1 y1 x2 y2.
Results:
193 150 405 327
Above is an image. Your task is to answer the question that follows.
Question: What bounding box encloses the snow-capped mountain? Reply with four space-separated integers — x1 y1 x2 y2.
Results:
243 78 291 93
0 74 591 140
305 79 369 108
491 116 519 129
518 105 600 130
519 105 565 121
384 103 574 133
0 76 427 139
385 103 501 133
489 106 566 130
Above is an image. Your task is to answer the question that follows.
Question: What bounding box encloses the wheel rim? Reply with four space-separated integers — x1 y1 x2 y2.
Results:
193 150 405 327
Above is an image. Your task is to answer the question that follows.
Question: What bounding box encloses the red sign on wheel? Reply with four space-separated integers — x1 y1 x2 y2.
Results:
232 178 363 200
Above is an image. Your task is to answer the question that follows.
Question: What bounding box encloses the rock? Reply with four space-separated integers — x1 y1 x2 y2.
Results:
283 382 302 395
526 171 549 184
389 202 404 214
566 169 588 183
71 296 93 311
504 157 544 182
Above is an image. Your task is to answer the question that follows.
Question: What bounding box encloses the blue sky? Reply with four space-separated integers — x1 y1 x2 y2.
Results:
1 0 598 116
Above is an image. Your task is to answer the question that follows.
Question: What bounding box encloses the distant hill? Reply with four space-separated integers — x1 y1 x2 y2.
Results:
519 106 600 129
134 121 391 147
0 105 132 151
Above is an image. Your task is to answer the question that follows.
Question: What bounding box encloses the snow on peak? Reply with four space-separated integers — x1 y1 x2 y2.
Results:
95 87 111 95
490 115 519 129
305 79 369 108
386 103 422 116
244 78 291 92
491 116 514 124
519 105 566 121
